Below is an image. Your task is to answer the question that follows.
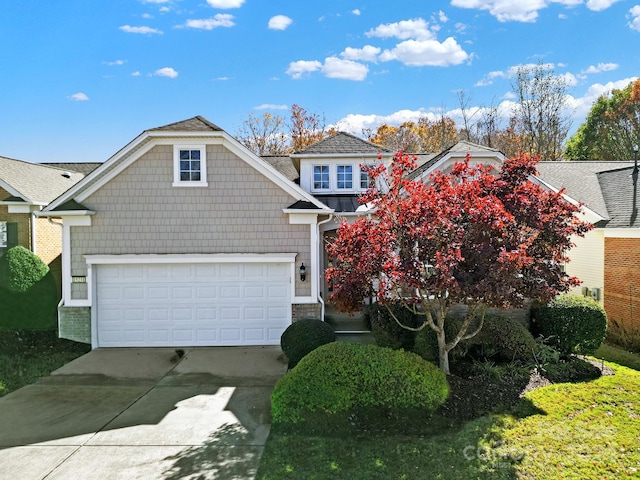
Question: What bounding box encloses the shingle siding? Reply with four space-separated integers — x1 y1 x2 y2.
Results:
69 144 311 298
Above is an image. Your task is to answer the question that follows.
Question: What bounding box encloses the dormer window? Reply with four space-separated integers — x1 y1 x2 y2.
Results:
173 145 208 187
337 165 353 189
313 165 330 190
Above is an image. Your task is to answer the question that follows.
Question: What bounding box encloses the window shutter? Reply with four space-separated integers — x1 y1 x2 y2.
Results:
6 222 18 248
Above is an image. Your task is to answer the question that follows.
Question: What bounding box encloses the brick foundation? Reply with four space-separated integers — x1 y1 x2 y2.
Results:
292 303 322 322
58 306 91 344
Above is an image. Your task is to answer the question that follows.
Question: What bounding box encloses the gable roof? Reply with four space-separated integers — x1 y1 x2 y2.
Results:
41 116 331 215
0 155 84 205
536 161 634 220
407 141 504 180
262 156 299 182
292 132 392 156
147 115 223 133
41 162 102 175
597 166 640 228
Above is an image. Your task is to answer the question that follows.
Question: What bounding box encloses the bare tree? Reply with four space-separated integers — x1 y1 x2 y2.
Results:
511 62 572 161
235 112 288 156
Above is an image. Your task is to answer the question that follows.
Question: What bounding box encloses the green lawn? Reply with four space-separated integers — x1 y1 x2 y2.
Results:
0 330 90 396
257 348 640 480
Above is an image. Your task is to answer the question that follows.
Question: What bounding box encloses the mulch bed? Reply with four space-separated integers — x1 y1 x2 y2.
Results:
439 356 615 421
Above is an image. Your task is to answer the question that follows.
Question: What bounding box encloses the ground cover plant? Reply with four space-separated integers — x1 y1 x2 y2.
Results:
0 330 89 396
257 352 640 480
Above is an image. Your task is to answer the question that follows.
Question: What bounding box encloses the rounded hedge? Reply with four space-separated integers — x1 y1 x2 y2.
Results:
271 342 449 424
531 295 607 355
280 318 336 369
0 247 58 330
413 314 538 364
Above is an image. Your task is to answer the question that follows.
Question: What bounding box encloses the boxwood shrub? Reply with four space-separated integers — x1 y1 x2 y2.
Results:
531 294 607 355
280 318 335 369
271 342 449 424
367 302 423 350
0 247 58 330
413 314 538 364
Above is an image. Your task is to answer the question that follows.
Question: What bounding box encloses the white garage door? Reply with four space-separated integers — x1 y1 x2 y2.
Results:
96 262 291 347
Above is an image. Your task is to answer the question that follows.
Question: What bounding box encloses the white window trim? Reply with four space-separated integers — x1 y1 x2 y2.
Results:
312 164 331 192
173 144 208 187
336 164 354 191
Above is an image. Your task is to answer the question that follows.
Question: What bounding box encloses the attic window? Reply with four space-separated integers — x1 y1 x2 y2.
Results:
173 145 208 187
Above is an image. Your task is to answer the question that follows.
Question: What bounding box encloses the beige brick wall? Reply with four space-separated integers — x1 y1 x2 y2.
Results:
69 143 312 298
0 187 32 250
604 237 640 333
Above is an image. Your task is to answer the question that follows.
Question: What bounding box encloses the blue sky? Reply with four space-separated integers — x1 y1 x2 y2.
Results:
1 0 639 163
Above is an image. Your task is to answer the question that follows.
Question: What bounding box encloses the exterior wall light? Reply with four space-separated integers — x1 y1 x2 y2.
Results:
299 263 307 282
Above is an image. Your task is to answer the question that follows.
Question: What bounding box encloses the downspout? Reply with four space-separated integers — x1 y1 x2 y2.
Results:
316 214 334 321
46 217 65 312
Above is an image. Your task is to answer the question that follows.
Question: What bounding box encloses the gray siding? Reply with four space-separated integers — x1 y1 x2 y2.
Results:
70 144 311 298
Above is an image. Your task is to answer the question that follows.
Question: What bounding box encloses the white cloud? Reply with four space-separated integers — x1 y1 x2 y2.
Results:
268 15 293 30
322 57 369 81
582 63 619 74
629 5 640 31
567 77 639 119
438 10 449 22
255 104 288 110
206 0 244 8
119 25 162 34
586 0 622 11
140 0 169 3
352 9 361 15
132 71 141 76
379 37 469 67
286 60 322 79
215 76 230 81
366 18 434 41
154 67 178 78
104 59 125 66
184 14 235 30
340 45 381 62
451 0 586 23
68 92 89 101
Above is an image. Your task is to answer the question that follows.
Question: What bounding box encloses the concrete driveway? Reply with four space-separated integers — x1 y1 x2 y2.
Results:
0 347 287 480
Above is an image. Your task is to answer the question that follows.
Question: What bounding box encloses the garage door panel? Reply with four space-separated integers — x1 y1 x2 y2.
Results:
96 262 291 347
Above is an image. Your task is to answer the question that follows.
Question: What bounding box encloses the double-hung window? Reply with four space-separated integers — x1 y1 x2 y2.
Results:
173 145 208 187
313 165 330 190
337 165 353 190
360 165 374 189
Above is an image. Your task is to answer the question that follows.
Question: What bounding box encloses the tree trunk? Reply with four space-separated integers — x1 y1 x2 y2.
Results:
436 328 450 375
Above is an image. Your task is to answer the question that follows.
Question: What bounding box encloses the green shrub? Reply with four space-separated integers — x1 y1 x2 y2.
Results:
367 302 422 350
271 342 449 424
1 246 50 292
531 295 607 355
413 314 537 364
280 318 335 369
0 247 59 330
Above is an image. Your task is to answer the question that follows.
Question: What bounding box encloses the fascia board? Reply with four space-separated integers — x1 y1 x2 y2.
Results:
35 210 96 217
290 152 391 159
414 151 505 181
0 179 29 203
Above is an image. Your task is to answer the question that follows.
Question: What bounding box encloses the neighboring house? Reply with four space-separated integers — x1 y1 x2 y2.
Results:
536 161 639 334
0 156 86 279
40 116 332 348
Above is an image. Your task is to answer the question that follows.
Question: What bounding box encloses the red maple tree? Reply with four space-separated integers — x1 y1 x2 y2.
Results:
326 152 593 373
